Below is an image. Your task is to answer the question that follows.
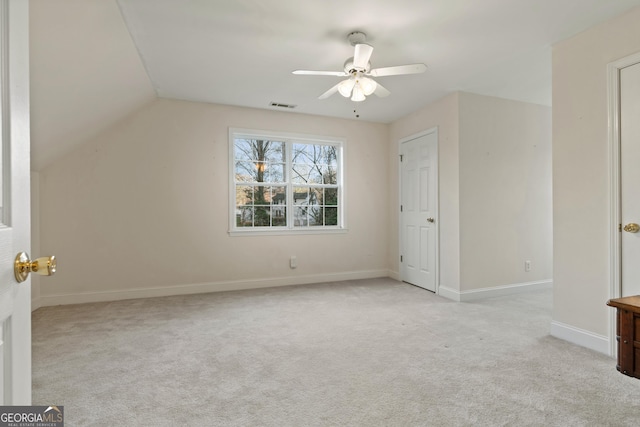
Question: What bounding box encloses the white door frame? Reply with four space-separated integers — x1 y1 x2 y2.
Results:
398 127 439 294
607 51 640 357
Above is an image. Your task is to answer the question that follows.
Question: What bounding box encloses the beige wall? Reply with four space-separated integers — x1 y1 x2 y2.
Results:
389 92 551 297
389 93 461 292
37 99 390 303
36 91 551 305
552 6 640 347
459 92 552 291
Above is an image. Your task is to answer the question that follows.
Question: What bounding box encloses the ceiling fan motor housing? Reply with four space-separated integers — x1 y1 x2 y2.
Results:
344 57 371 74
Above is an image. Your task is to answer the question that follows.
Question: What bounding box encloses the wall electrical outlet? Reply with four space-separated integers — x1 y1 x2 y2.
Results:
290 256 297 269
525 260 531 272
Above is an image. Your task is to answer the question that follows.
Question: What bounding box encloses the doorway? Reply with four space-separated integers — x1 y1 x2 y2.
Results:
620 61 640 297
399 129 438 292
608 52 640 355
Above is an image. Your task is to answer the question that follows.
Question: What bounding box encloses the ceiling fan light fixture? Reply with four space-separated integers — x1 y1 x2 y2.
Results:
338 78 355 97
351 84 366 102
359 76 377 96
294 31 428 102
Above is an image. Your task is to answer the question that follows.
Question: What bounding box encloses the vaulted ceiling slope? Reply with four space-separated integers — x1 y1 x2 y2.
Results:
29 0 640 170
30 0 155 171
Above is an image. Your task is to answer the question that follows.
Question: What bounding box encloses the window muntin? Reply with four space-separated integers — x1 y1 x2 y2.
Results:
230 130 343 233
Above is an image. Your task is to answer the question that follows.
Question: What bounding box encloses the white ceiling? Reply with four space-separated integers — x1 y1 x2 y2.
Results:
117 0 640 123
29 0 640 170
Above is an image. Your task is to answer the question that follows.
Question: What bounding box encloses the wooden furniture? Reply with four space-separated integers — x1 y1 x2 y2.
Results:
607 295 640 379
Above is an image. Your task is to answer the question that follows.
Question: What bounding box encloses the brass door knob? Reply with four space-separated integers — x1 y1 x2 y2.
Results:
623 223 640 233
14 252 56 283
427 217 435 223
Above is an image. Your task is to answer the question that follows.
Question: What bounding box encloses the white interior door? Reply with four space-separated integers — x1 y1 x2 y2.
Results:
400 131 438 292
0 0 32 405
620 64 640 296
621 61 640 297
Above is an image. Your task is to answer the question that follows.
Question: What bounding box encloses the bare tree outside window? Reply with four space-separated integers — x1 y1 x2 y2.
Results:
235 139 286 227
232 133 341 230
292 144 338 226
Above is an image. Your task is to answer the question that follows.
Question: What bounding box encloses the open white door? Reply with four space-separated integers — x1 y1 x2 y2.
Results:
0 0 32 405
400 130 438 292
620 61 640 297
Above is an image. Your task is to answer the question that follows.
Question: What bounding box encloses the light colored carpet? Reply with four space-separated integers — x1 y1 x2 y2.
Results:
32 278 640 426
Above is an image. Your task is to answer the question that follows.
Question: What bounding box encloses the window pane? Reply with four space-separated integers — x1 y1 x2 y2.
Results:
254 206 271 226
325 207 338 226
261 141 286 162
255 186 278 204
235 139 285 161
292 144 325 184
236 185 253 206
272 186 286 206
293 187 309 205
307 167 323 184
293 206 308 226
310 188 323 205
325 188 338 205
235 161 256 182
309 206 323 226
324 145 338 166
291 164 311 184
253 162 268 182
324 164 337 185
272 207 286 226
264 163 285 183
234 139 255 161
292 143 313 162
236 207 254 227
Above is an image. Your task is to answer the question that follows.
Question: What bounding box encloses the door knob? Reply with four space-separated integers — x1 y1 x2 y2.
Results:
14 252 56 283
623 223 640 233
427 217 435 223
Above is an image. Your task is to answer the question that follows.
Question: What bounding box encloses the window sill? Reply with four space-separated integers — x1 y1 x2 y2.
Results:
228 227 348 237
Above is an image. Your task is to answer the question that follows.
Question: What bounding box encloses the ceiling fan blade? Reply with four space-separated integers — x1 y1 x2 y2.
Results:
318 82 342 100
353 44 374 69
293 70 348 77
369 63 427 77
373 82 390 98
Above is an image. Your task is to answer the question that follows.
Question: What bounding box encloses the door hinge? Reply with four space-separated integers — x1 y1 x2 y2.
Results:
619 223 622 232
400 154 403 162
400 205 403 212
400 255 403 263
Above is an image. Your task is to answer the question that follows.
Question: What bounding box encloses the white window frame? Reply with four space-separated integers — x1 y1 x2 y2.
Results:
229 128 346 236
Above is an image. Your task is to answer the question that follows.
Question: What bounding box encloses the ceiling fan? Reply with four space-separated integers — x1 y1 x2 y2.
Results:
293 32 427 102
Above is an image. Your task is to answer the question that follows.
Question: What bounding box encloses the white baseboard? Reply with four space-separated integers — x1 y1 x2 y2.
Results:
31 297 42 312
438 280 552 302
550 320 611 356
36 269 390 307
437 285 461 301
388 269 401 281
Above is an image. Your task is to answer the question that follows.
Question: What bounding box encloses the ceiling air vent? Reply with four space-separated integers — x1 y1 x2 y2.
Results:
269 102 297 109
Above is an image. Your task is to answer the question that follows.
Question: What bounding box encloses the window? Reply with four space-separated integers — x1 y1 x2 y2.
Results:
229 129 344 234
